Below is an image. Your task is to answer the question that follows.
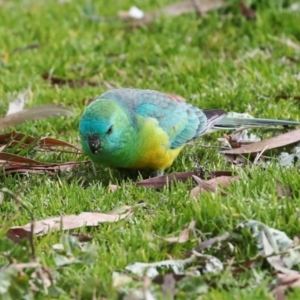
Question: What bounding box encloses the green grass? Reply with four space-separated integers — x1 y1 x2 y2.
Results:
1 0 300 299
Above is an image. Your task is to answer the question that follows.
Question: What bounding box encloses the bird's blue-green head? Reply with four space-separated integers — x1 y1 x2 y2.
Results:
79 99 137 167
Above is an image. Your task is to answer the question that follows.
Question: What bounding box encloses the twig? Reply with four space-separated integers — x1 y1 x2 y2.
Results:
190 0 203 16
253 145 268 164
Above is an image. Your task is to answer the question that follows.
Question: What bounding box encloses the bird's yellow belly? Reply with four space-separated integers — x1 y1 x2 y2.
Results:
132 118 184 170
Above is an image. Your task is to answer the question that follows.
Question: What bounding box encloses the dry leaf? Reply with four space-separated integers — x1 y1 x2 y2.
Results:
190 175 240 198
0 131 81 153
0 262 55 292
2 161 85 175
273 273 300 300
220 129 300 154
276 181 291 200
0 131 36 146
161 273 177 299
6 210 132 241
0 104 73 130
42 72 98 88
136 171 235 189
39 137 81 152
70 233 93 242
155 221 195 244
30 265 54 292
239 1 256 20
0 152 43 164
108 184 118 193
219 130 261 149
130 0 227 27
136 171 197 188
185 232 230 257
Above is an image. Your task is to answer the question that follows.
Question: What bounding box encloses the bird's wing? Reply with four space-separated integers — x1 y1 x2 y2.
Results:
98 89 226 149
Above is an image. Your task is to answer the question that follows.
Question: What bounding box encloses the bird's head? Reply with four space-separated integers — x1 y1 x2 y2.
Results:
79 99 136 160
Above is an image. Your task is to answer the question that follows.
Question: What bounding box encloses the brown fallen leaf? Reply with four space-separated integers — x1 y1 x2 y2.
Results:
0 131 36 146
190 0 203 17
155 221 196 244
220 129 300 154
0 131 81 153
0 262 54 292
70 233 93 242
223 153 247 166
192 175 218 192
161 273 178 299
152 273 186 285
239 1 256 20
39 137 81 152
0 104 73 130
0 152 43 164
42 72 98 88
136 171 197 188
273 273 300 300
6 210 132 242
190 175 240 198
130 0 227 27
276 181 291 200
231 258 262 276
136 170 235 189
2 161 87 175
185 232 230 257
30 265 54 292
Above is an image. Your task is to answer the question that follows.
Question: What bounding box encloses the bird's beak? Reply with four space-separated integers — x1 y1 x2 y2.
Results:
87 134 101 154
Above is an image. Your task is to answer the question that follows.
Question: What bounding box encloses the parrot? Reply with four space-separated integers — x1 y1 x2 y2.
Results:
79 88 300 173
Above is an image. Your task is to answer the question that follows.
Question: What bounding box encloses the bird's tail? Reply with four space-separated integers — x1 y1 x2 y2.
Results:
213 112 300 130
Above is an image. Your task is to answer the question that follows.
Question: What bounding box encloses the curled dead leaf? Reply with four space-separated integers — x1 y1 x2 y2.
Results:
2 161 86 175
108 184 118 193
155 221 196 244
136 170 235 189
185 232 231 257
239 1 256 20
0 104 73 130
0 152 43 164
276 181 291 200
6 209 132 242
220 129 300 154
190 175 240 198
136 171 197 188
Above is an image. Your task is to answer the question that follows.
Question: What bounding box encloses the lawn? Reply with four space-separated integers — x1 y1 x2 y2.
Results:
1 0 300 299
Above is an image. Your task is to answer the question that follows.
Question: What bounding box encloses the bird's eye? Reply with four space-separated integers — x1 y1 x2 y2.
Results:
106 125 113 135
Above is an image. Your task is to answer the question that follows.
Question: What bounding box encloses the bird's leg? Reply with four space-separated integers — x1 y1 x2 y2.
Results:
91 162 97 176
153 170 164 177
